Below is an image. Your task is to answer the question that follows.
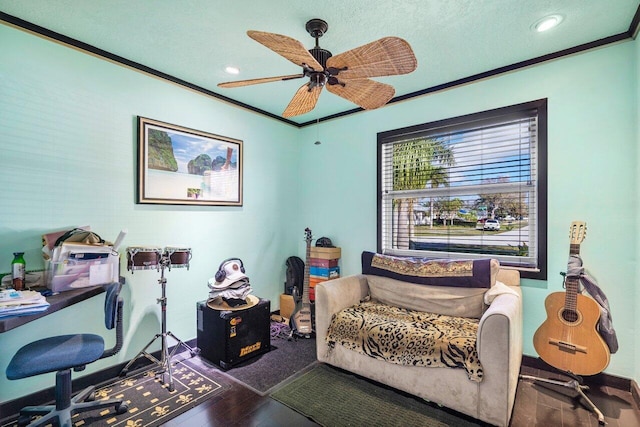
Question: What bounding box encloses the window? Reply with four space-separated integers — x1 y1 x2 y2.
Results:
377 99 547 279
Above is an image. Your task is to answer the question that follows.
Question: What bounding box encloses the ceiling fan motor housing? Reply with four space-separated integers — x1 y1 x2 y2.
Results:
309 47 332 69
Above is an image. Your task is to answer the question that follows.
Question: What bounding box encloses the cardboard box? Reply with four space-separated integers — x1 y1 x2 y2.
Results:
310 266 340 279
309 277 323 288
309 257 339 268
279 293 295 319
310 275 339 287
309 247 341 260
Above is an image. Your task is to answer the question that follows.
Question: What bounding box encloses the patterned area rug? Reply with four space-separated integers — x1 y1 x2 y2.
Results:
271 364 484 427
2 358 224 427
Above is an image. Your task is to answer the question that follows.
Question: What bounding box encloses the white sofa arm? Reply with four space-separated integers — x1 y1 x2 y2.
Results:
315 274 369 348
477 287 523 356
476 287 523 426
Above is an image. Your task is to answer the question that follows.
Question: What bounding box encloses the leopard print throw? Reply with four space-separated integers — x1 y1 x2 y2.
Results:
326 301 483 382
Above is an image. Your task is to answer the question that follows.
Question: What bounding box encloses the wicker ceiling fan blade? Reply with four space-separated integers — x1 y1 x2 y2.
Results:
248 30 324 71
326 37 417 79
326 79 395 110
282 83 323 117
218 74 304 88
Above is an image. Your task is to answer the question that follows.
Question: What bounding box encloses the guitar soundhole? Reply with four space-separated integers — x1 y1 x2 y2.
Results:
561 309 578 323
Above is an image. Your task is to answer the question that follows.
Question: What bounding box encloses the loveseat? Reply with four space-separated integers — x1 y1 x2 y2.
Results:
315 252 522 427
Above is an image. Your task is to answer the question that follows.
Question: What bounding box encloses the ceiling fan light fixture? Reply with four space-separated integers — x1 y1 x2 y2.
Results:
533 14 564 32
225 66 240 75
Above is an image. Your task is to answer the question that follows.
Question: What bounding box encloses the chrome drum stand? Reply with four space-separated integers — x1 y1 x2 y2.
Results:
121 249 197 391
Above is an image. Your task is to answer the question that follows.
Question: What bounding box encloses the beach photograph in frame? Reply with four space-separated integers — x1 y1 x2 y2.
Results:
137 117 243 206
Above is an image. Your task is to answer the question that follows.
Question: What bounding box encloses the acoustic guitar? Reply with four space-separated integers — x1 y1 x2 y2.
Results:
289 228 313 338
533 221 610 375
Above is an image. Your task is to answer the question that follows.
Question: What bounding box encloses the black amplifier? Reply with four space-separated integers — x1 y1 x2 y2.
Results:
196 298 271 370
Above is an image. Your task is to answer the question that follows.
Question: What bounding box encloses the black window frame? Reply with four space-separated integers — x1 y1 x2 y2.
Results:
377 99 547 280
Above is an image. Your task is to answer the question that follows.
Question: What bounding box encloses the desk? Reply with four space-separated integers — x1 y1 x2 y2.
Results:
0 286 105 333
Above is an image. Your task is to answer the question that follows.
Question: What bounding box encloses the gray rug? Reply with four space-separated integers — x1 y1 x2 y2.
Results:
205 325 318 395
271 364 485 427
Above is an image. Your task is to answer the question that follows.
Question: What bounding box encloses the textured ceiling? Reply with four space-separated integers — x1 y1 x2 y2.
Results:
1 1 639 125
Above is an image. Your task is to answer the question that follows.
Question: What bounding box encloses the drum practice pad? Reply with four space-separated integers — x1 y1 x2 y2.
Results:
126 246 162 272
165 247 192 270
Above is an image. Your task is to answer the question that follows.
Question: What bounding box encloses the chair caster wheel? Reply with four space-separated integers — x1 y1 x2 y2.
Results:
119 369 128 377
116 402 129 414
86 392 96 401
17 415 31 426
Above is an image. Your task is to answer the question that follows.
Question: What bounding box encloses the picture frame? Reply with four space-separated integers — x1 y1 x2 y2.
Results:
137 117 243 206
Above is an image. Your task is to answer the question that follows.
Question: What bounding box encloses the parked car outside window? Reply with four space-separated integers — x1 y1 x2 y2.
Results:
484 219 500 231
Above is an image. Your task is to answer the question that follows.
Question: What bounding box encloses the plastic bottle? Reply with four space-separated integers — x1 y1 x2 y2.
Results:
11 252 26 291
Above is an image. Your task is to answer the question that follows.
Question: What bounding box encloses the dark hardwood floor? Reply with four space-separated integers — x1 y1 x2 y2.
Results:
163 361 640 427
513 365 640 427
3 357 637 426
161 367 316 427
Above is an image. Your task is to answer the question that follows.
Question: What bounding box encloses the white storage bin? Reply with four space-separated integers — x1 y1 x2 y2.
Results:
46 247 119 292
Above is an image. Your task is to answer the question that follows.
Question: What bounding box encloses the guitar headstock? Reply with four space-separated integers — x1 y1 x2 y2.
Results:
304 227 313 244
569 221 587 245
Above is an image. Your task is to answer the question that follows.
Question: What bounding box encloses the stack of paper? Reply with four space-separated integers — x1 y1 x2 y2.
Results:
0 289 50 318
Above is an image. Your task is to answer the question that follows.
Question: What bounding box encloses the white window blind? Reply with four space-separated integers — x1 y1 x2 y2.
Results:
378 100 547 278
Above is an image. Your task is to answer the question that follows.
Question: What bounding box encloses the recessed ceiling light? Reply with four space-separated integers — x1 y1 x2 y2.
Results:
533 15 564 32
225 66 240 75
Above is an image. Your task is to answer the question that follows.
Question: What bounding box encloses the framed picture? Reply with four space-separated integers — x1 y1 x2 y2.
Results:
137 117 243 206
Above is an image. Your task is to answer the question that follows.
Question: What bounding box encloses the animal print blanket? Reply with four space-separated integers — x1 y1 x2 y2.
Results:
326 301 483 382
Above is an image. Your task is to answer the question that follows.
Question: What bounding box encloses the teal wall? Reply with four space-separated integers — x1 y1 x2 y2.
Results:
0 21 638 403
0 23 300 402
297 41 638 380
635 34 640 384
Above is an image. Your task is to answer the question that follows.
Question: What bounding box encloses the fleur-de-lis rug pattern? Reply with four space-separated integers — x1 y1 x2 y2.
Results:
3 359 224 427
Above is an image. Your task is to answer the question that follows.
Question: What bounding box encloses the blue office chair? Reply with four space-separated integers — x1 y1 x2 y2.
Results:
6 283 129 426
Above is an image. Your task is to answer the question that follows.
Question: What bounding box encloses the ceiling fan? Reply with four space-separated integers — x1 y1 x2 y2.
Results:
218 19 418 118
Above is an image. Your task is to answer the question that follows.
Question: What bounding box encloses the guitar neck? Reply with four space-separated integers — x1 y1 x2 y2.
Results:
569 243 580 257
302 238 311 304
564 243 581 313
